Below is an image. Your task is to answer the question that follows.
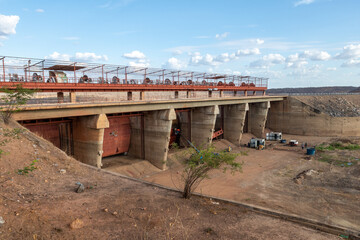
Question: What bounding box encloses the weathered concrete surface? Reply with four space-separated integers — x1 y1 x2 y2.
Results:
267 97 360 137
128 109 176 170
248 102 270 138
223 103 249 146
73 114 109 168
144 109 176 169
69 92 76 103
13 96 284 121
191 105 219 146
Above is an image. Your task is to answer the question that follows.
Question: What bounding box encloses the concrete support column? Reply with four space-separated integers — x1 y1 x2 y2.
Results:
69 92 76 103
73 114 109 168
57 92 64 103
223 103 249 146
127 91 132 100
262 90 266 96
186 91 190 98
248 102 270 138
220 90 224 98
140 91 145 100
253 91 256 96
208 91 212 98
175 91 179 99
244 90 248 97
191 105 219 146
144 109 176 169
233 91 237 97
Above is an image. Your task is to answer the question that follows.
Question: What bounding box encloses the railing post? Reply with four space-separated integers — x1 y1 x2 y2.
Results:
73 63 77 83
125 67 128 84
42 60 45 83
2 57 5 82
101 65 104 84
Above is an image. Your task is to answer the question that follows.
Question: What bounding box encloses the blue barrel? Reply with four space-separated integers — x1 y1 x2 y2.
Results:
280 139 287 144
306 148 316 155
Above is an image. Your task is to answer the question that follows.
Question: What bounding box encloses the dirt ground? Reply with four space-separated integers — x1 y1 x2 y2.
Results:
138 133 360 233
0 121 341 239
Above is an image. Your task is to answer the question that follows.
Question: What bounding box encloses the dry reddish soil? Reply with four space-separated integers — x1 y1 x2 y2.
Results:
141 133 360 233
0 121 340 240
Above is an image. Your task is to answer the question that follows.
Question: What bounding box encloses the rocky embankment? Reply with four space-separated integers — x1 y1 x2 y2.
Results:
296 95 360 117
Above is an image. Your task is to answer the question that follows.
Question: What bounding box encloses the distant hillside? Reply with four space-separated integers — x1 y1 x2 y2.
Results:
267 86 358 94
350 87 360 93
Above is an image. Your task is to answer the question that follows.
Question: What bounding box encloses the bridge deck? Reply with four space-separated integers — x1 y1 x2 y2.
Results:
13 95 285 120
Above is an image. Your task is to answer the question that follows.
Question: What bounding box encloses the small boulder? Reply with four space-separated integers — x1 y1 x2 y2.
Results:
75 182 85 193
70 219 84 229
0 216 5 226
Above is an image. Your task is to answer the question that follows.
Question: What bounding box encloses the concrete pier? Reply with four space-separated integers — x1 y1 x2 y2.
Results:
191 105 219 146
248 102 270 138
223 103 249 146
73 114 109 168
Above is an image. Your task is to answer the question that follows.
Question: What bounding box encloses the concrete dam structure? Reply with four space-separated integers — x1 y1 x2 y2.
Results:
13 96 282 170
267 96 360 137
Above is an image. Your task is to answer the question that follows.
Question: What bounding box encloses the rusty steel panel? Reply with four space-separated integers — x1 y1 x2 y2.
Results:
103 116 131 157
25 123 61 148
23 121 73 155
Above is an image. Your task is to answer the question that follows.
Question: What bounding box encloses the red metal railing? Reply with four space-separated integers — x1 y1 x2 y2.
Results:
0 56 268 92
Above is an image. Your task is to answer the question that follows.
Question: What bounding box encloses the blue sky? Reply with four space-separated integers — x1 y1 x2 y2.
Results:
1 0 360 88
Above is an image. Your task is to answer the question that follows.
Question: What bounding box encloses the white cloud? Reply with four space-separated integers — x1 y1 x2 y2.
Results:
215 52 237 63
215 32 229 40
189 48 260 66
123 50 146 59
45 52 108 62
253 38 264 45
35 9 44 13
236 48 261 56
164 57 187 69
300 50 331 61
294 0 315 7
63 36 80 41
335 44 360 60
341 59 360 68
190 53 219 66
45 52 71 61
250 54 286 69
75 52 108 62
286 53 308 69
172 49 183 55
0 14 20 38
129 58 150 68
327 67 337 71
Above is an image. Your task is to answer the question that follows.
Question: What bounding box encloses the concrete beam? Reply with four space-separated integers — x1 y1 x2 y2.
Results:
223 103 249 146
248 102 270 138
191 105 219 147
73 114 109 168
13 96 285 121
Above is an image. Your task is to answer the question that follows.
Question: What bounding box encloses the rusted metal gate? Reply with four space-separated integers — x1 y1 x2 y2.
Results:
20 118 73 155
102 115 131 157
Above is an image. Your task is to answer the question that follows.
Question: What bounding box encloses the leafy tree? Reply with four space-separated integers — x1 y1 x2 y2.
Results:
0 84 35 124
182 145 242 199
